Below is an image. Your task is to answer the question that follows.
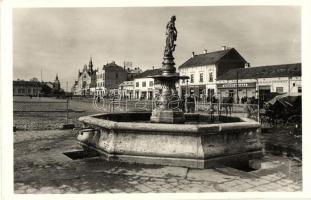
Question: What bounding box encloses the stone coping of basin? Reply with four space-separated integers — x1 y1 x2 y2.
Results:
78 112 260 134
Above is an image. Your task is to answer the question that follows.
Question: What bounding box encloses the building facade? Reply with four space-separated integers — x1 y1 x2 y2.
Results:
72 58 97 96
133 68 162 100
119 81 134 99
216 63 301 102
95 61 128 96
178 47 248 99
13 74 63 97
13 80 42 96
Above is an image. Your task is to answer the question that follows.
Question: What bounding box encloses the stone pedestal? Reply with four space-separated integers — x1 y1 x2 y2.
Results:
149 54 186 124
150 109 185 124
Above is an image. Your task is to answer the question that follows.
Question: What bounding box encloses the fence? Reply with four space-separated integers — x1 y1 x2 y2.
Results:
13 95 260 131
195 101 260 121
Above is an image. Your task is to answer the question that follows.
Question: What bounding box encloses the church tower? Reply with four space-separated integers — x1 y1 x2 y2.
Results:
53 74 61 91
88 57 93 71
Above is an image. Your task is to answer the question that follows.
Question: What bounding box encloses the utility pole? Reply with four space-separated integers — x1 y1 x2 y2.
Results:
236 70 239 104
40 67 42 82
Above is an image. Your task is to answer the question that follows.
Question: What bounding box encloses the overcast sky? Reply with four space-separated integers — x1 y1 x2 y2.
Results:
13 6 300 90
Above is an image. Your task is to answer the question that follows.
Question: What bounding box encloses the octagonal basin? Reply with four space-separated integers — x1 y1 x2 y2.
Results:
77 112 263 169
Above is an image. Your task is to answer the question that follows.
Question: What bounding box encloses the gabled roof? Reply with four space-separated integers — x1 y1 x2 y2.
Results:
217 63 301 80
134 68 162 79
103 62 125 71
179 48 246 69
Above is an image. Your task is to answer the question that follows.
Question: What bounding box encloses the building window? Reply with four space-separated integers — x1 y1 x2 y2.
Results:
182 79 185 83
136 82 139 87
199 73 203 82
190 74 194 83
149 81 153 87
229 90 234 97
209 72 213 82
28 89 31 94
298 86 302 93
293 83 296 87
142 81 146 87
116 73 118 78
276 87 283 93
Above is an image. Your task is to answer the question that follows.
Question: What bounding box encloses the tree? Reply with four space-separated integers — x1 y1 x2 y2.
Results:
30 77 39 82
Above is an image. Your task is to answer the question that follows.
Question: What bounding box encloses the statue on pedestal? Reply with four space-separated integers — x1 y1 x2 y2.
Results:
164 15 178 57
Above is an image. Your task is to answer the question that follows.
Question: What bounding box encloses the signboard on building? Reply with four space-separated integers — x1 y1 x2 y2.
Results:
217 82 256 89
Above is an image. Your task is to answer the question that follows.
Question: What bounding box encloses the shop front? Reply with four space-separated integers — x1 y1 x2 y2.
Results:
217 82 257 103
180 85 206 100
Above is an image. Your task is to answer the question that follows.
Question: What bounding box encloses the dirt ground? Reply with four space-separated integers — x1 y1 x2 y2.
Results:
14 129 302 193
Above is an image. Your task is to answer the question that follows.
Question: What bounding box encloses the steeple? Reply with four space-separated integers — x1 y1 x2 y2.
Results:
89 57 93 70
55 74 59 81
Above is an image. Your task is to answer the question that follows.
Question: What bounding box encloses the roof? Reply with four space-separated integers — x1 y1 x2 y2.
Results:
103 62 125 71
120 81 134 86
217 63 301 80
13 80 42 87
179 48 246 69
134 68 162 79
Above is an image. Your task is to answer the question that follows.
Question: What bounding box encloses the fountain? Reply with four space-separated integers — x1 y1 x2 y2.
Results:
77 16 263 169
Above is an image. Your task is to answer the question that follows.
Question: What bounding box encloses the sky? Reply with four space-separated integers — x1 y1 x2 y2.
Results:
13 6 301 91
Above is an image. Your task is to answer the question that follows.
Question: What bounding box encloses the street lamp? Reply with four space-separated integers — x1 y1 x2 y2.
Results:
120 85 124 99
186 79 189 96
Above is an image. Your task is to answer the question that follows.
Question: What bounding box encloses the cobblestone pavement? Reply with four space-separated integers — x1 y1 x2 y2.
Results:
14 130 302 193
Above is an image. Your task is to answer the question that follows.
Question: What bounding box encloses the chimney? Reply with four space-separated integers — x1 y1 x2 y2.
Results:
245 63 250 68
152 66 154 70
203 49 207 54
192 52 195 57
221 46 227 50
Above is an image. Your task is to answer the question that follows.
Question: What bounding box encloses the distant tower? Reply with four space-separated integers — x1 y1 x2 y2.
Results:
89 57 93 71
54 74 61 91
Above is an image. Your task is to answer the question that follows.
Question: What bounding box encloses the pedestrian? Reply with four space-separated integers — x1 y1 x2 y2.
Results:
186 93 195 113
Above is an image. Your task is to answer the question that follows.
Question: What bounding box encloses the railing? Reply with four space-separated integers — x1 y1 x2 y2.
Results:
91 96 260 122
194 101 260 121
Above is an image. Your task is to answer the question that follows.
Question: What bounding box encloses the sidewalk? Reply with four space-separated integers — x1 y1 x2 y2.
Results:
14 129 302 193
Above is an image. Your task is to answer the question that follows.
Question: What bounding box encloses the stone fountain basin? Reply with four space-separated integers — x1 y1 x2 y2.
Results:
77 112 263 169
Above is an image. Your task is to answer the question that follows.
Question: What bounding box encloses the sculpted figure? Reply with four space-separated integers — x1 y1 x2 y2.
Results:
164 15 178 56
